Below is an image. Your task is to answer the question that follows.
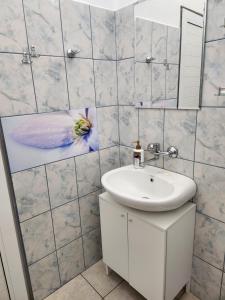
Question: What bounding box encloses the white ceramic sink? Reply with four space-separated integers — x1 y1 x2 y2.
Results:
101 165 196 212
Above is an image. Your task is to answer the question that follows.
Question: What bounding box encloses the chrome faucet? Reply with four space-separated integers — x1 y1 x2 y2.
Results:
146 143 178 161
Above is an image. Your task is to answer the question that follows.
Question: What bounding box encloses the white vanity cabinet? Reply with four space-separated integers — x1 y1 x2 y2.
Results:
99 192 196 300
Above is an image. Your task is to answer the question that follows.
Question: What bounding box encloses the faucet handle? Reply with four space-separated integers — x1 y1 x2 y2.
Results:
147 143 160 153
167 146 178 158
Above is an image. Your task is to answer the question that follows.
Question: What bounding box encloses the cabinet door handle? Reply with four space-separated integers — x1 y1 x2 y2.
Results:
129 219 133 222
121 214 125 218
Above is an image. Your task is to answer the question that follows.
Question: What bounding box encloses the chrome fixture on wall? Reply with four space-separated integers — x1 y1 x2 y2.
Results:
147 143 178 160
145 56 155 63
21 52 32 64
67 48 80 58
30 45 40 58
163 59 170 70
216 87 225 96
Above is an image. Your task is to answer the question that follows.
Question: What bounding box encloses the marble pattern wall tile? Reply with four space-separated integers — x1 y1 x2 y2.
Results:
46 158 77 209
75 152 101 197
0 54 36 117
90 7 116 60
194 213 225 269
117 59 135 105
119 146 133 167
116 5 134 60
164 158 194 178
57 238 84 284
99 146 120 175
135 18 152 63
60 0 92 59
195 108 225 167
164 110 197 160
97 106 119 149
144 153 164 169
152 23 167 63
194 162 225 223
139 109 164 150
23 0 64 56
21 211 55 265
52 201 81 249
191 256 222 300
202 40 225 107
32 56 69 113
94 60 117 107
221 275 225 300
0 0 27 53
135 62 151 102
79 190 101 235
152 64 166 105
167 27 180 64
206 0 225 41
119 106 138 147
83 228 102 268
12 166 49 222
163 98 177 109
166 65 178 100
29 253 60 300
0 258 9 300
66 58 95 109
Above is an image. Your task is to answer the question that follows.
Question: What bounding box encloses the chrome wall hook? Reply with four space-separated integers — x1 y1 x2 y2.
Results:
163 59 170 70
215 87 225 96
30 45 40 58
21 52 32 64
67 48 80 58
145 56 155 64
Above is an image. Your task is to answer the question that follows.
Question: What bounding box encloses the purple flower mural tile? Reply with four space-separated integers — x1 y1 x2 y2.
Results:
1 107 99 173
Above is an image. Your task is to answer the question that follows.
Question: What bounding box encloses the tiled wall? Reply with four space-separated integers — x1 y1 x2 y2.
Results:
0 1 120 299
1 0 225 300
0 255 10 300
117 1 225 300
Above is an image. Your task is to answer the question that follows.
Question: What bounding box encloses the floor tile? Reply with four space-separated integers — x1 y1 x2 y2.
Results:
45 275 101 300
82 260 123 297
179 293 199 300
104 281 144 300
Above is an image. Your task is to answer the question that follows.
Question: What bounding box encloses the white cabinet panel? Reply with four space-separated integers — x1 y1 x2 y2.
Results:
99 193 196 300
165 209 195 300
100 199 129 280
128 214 165 300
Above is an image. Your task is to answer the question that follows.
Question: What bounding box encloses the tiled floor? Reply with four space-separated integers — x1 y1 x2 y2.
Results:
45 260 199 300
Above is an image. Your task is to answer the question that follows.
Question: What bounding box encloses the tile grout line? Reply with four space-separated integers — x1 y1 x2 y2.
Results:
58 0 71 111
21 0 39 114
44 165 62 286
73 156 87 269
219 255 225 299
114 10 122 167
80 273 104 299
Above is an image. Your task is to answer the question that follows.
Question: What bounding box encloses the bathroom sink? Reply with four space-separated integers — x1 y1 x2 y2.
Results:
101 165 196 212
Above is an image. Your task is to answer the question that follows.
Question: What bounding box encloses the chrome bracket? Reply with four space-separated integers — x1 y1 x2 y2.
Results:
30 45 40 58
145 56 155 64
67 48 80 58
21 52 32 64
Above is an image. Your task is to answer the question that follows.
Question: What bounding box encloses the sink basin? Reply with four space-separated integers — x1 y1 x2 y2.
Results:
101 165 196 212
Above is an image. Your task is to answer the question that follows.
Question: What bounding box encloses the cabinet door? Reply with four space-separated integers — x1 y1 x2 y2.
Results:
99 199 129 280
128 214 166 300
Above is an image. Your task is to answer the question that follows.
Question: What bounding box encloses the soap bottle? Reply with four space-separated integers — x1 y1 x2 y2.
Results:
133 141 144 168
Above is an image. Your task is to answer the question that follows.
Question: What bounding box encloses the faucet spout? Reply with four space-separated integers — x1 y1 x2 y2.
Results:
146 143 178 160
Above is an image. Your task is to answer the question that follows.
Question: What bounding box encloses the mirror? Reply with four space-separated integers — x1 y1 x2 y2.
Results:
134 0 206 110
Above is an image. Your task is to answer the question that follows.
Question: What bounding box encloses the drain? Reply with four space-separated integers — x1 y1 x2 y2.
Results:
142 196 150 199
